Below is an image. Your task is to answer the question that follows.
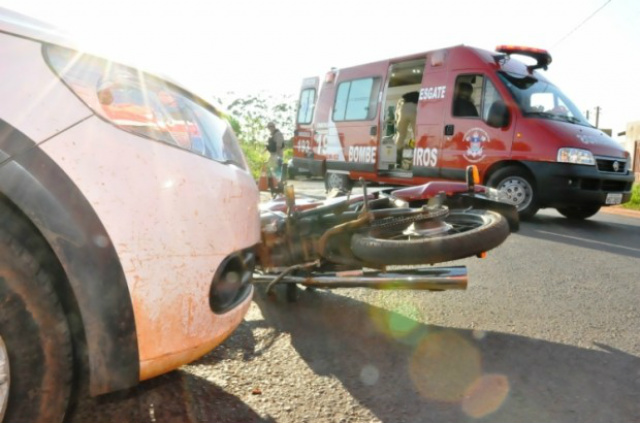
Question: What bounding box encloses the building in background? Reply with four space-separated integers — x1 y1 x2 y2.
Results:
622 121 640 181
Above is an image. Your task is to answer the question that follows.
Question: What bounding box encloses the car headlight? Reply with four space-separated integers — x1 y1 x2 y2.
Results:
557 148 595 165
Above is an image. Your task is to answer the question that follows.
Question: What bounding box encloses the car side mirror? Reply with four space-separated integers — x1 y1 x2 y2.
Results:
486 100 510 128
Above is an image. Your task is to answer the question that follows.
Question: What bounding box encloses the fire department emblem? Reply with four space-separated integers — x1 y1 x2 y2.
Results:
463 128 489 163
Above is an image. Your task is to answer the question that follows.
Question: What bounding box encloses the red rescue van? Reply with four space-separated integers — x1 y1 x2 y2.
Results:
292 45 635 219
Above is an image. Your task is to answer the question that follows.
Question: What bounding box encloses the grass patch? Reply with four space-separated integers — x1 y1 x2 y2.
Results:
622 183 640 210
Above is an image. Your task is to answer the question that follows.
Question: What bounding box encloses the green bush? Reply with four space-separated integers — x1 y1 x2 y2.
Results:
240 141 269 180
622 183 640 210
220 110 270 180
216 92 296 181
238 141 293 181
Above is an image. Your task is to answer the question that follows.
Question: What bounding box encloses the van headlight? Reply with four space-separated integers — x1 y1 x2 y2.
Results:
557 148 595 165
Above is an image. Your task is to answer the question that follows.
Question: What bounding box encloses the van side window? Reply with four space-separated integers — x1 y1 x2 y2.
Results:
452 76 480 117
481 80 502 121
452 75 505 123
297 88 316 124
333 77 381 121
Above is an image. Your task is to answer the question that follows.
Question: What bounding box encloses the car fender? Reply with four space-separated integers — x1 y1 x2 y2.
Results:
0 119 139 395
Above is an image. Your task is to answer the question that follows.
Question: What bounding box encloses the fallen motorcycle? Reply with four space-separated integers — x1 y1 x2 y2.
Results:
253 166 518 301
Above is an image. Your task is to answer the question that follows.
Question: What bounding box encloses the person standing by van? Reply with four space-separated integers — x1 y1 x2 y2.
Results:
394 91 419 165
266 121 285 172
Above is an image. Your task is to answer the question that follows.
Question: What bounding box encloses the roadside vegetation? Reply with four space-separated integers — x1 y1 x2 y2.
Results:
622 183 640 210
215 92 296 180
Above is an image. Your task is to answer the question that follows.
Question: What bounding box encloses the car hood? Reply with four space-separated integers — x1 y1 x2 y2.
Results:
522 119 627 158
0 7 77 49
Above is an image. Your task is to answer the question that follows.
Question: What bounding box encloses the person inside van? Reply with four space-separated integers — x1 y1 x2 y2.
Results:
394 91 419 163
453 82 479 117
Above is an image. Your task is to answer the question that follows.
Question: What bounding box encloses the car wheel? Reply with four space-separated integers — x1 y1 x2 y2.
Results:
0 223 73 423
556 205 601 220
325 172 353 193
487 166 539 219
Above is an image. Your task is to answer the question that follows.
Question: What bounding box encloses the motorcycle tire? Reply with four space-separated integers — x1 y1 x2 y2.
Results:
350 209 509 266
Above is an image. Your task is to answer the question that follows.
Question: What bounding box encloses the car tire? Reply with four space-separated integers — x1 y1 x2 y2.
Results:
487 166 539 219
0 213 73 423
556 205 601 220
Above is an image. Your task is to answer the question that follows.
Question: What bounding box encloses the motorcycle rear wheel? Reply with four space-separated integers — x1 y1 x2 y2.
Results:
351 209 509 266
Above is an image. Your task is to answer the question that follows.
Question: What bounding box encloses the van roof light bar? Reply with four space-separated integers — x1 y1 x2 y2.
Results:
495 45 552 73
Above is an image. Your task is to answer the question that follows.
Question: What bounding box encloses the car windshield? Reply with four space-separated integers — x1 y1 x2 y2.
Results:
497 71 591 127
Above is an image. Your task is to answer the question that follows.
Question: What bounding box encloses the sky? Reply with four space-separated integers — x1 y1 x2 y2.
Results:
2 0 639 140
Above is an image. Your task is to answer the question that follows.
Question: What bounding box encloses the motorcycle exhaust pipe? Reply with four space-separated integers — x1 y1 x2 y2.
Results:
253 266 467 291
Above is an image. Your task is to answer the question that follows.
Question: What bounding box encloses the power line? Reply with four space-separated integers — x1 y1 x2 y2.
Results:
553 0 613 47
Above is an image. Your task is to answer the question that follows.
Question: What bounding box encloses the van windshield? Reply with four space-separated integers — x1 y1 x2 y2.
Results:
497 71 591 127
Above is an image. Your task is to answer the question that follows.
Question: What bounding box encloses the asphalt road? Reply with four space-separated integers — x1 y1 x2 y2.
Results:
68 180 640 423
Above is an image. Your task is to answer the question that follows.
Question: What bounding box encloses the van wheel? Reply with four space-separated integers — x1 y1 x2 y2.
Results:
487 167 539 219
325 172 353 193
0 226 73 423
556 205 601 220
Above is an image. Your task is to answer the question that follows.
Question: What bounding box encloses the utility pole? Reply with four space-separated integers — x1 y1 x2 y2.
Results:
594 106 601 128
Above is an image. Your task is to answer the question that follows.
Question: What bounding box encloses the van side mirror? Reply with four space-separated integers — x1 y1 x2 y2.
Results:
485 100 510 128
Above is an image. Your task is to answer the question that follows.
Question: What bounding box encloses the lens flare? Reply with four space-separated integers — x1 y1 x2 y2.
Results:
360 364 380 386
369 299 421 341
409 331 481 402
472 330 487 340
462 374 510 418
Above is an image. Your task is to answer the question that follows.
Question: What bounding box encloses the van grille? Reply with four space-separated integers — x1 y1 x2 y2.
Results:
580 179 631 192
601 180 632 192
595 157 627 173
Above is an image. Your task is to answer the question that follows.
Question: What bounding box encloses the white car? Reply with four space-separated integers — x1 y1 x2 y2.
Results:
0 7 260 423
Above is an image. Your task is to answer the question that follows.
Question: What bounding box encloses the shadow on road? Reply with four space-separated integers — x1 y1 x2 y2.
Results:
66 362 274 423
250 286 639 423
517 214 640 259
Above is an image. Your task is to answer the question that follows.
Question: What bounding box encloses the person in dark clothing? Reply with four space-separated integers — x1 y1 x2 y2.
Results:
453 82 478 117
266 121 285 176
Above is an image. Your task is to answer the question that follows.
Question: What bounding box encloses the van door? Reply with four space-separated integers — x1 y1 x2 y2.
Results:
412 57 448 179
315 61 387 185
292 77 319 175
440 73 514 180
378 59 425 173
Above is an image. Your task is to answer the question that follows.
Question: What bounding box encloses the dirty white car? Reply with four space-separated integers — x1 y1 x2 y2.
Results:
0 7 259 423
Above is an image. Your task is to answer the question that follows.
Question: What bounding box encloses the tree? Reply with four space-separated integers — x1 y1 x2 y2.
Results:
214 92 296 179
